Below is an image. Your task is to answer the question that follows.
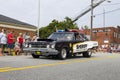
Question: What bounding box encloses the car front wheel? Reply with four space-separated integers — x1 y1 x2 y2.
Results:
32 54 40 58
58 48 67 60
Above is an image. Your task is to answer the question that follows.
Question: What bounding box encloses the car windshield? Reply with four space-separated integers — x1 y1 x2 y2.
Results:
48 32 74 41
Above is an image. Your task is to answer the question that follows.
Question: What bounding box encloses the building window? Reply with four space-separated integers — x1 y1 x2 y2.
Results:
116 33 118 38
92 30 98 33
105 29 111 32
119 34 120 38
114 32 118 38
98 30 103 32
114 32 116 38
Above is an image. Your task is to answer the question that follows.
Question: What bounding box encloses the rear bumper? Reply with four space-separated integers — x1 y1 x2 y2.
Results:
23 48 59 56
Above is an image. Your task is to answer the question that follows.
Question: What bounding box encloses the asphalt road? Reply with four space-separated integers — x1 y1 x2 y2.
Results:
0 53 120 80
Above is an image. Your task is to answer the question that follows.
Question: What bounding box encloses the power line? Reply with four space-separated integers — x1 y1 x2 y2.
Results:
72 0 107 22
94 8 120 17
102 2 120 6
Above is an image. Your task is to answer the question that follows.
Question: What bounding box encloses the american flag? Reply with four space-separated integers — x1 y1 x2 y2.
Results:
80 26 84 33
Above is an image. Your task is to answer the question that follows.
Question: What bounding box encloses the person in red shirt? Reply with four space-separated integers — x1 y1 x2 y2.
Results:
7 31 14 55
17 33 24 55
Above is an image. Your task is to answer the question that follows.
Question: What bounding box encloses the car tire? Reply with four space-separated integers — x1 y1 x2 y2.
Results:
58 48 67 60
67 52 72 57
83 49 92 57
32 54 40 58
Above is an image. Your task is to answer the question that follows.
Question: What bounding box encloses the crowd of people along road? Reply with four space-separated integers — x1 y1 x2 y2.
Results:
0 29 39 56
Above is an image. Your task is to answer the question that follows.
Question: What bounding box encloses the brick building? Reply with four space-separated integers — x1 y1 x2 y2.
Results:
0 14 37 40
84 26 120 47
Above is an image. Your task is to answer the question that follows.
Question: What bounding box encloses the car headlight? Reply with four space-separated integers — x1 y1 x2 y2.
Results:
47 45 50 48
25 44 28 47
50 44 55 48
29 44 32 48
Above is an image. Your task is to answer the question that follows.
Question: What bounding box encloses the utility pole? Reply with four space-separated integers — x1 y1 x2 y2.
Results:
103 0 111 35
90 0 94 40
103 8 105 27
103 8 107 35
37 0 40 37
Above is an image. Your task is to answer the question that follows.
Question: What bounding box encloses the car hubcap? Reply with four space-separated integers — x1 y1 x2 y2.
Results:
88 50 92 56
61 49 67 58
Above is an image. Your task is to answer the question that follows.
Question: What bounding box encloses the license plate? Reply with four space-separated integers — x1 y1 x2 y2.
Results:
36 51 41 55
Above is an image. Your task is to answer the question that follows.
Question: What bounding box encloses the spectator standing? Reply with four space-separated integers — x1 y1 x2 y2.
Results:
32 33 39 42
23 32 31 55
17 33 24 55
0 29 7 56
23 32 31 42
7 31 14 55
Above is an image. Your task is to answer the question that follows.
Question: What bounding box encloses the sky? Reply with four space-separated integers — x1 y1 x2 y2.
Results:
0 0 120 29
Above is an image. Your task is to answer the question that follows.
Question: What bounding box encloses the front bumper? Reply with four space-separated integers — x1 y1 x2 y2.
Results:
23 48 59 56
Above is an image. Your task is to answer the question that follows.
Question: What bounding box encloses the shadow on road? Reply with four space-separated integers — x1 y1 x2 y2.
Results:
26 54 97 61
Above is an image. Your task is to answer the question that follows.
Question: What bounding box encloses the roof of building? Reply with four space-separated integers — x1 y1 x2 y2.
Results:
0 14 37 29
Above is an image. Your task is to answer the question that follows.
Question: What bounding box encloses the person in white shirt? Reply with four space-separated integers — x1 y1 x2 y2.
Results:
23 32 31 42
0 29 7 56
32 33 39 42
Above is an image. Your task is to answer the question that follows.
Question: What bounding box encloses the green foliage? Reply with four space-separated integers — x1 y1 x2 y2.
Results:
84 25 89 29
39 17 79 39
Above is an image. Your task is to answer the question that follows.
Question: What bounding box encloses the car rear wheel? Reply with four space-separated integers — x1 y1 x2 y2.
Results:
83 49 92 57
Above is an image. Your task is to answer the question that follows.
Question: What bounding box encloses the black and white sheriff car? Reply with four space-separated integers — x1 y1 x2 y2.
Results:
23 29 98 59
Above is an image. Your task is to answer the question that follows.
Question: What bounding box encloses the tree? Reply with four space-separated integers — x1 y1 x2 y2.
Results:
84 25 89 29
39 17 79 39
